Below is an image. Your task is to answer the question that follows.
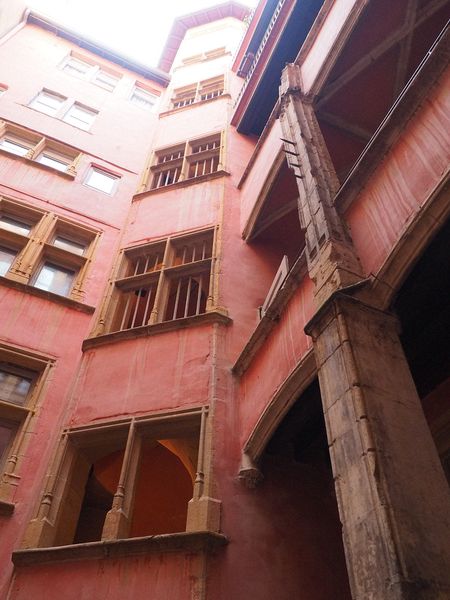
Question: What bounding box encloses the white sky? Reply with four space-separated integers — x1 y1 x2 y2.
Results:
27 0 259 68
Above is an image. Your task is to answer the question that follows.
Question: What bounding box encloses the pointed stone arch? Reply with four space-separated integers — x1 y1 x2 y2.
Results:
238 349 317 487
370 176 450 310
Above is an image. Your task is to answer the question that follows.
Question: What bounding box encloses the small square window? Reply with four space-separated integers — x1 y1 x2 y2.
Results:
0 246 16 276
130 87 158 110
84 167 119 194
63 103 97 131
93 70 119 92
33 262 75 297
36 153 71 173
29 91 66 116
63 57 91 77
0 215 31 236
0 137 32 157
53 236 86 256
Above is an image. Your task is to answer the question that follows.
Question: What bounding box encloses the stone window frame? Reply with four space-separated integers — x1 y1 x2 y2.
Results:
170 75 225 109
0 343 54 516
96 227 218 336
22 405 220 549
0 196 100 302
0 120 81 177
147 131 225 191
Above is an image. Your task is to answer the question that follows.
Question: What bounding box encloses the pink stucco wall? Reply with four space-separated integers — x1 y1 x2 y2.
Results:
345 69 450 277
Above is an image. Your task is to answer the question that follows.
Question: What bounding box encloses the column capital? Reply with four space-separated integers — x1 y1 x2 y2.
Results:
304 278 393 337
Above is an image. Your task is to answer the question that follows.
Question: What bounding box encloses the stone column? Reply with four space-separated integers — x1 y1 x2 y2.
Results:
279 64 363 306
306 292 450 599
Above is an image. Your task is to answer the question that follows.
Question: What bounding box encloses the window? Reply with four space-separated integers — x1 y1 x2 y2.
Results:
93 70 119 92
0 120 81 175
0 364 37 471
0 247 16 277
36 149 74 173
0 345 53 511
151 145 185 188
0 202 39 282
25 407 212 546
62 103 97 131
0 196 98 301
53 236 86 256
150 133 223 190
62 54 120 91
63 57 92 77
84 167 120 194
108 229 214 332
170 76 224 110
172 85 197 109
130 86 159 110
33 262 75 296
0 215 31 236
29 90 66 116
0 135 33 157
26 90 98 131
199 76 224 101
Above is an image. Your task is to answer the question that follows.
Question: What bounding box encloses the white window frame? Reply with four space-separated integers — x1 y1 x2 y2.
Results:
84 166 120 195
62 57 92 77
0 136 33 157
92 70 119 92
130 86 159 111
61 54 120 92
28 90 66 116
62 103 98 131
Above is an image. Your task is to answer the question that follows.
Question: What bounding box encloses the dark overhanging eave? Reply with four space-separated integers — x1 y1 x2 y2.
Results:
245 0 280 56
235 0 324 136
26 11 170 87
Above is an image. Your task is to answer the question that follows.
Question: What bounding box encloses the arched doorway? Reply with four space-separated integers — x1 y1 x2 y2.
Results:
259 378 352 599
393 217 450 483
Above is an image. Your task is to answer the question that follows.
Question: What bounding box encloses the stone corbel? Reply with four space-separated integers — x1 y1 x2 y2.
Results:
238 453 263 489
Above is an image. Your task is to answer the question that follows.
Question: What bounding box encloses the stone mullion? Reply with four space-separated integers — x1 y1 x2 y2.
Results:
149 239 170 324
7 213 53 284
102 420 142 540
186 406 220 532
306 293 450 599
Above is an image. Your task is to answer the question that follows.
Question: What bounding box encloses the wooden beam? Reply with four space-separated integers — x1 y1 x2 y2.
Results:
317 110 372 142
316 0 447 108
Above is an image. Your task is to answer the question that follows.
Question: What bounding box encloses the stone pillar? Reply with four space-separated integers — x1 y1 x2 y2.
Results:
279 64 363 306
306 292 450 599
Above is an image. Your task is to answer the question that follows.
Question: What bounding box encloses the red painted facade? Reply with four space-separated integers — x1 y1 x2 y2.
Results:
0 2 449 599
